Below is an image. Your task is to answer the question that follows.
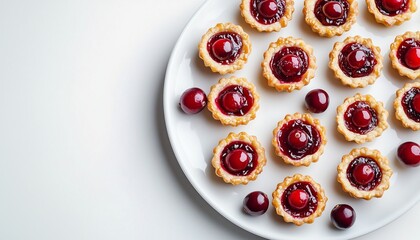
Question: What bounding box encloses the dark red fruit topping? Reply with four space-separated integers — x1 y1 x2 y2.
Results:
243 191 269 216
339 43 377 78
397 39 420 70
401 87 420 122
221 141 257 176
279 54 303 77
225 149 250 172
375 0 408 16
331 204 356 230
344 101 378 134
287 129 309 150
404 47 420 69
397 141 420 167
270 47 309 83
322 1 344 19
352 163 375 185
258 0 278 18
211 39 234 61
347 50 367 69
281 182 318 218
179 88 207 114
305 89 330 113
351 108 372 128
216 85 254 116
315 0 349 26
207 32 243 65
276 119 321 160
287 189 309 210
250 0 285 25
347 156 382 191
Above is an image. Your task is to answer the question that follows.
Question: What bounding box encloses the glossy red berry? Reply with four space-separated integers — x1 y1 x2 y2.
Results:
413 94 420 113
243 191 269 216
279 54 302 77
258 0 278 18
347 49 367 69
331 204 356 230
405 47 420 69
287 189 309 210
225 149 250 172
179 88 207 114
305 89 330 113
221 92 245 113
211 39 234 61
322 1 344 19
287 129 309 150
352 163 374 185
382 0 404 12
352 108 372 128
397 142 420 167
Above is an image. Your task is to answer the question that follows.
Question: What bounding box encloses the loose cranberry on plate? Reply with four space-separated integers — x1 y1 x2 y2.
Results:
397 142 420 167
179 88 207 114
331 204 356 230
243 191 269 216
305 89 329 113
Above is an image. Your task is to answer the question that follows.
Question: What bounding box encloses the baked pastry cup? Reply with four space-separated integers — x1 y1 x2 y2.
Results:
212 132 266 185
272 113 327 166
207 76 259 126
240 0 295 32
390 31 420 80
336 94 388 144
394 82 420 130
272 174 327 226
303 0 358 37
198 23 251 75
329 36 383 88
366 0 417 26
262 37 316 92
337 148 393 200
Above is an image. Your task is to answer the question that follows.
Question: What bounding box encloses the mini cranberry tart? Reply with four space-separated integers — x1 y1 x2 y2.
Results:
262 37 316 92
240 0 295 32
272 113 327 166
329 36 383 88
390 31 420 80
198 23 251 75
337 94 388 143
394 82 420 130
366 0 417 26
272 174 327 226
208 76 259 126
337 148 392 200
212 132 266 185
303 0 358 37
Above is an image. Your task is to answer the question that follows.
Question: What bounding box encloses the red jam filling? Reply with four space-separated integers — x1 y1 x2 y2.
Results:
314 0 349 26
375 0 409 16
276 119 321 160
215 85 253 116
220 141 258 176
401 87 420 123
397 38 420 70
270 47 309 83
344 101 378 134
347 156 382 191
250 0 286 25
339 43 377 78
281 182 318 218
207 32 243 65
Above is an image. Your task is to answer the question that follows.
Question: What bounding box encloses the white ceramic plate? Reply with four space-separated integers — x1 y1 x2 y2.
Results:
163 0 420 239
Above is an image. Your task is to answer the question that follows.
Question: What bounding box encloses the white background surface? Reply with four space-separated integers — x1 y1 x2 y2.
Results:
0 0 418 239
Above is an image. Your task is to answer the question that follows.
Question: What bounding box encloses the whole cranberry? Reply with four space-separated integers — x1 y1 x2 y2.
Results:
279 54 303 77
258 0 278 18
397 142 420 167
322 1 344 19
405 47 420 70
305 89 329 113
331 204 356 230
382 0 404 12
243 191 269 216
179 88 207 114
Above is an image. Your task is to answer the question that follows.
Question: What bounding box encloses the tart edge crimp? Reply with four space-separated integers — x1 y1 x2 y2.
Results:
272 174 328 226
272 112 327 166
389 31 420 80
211 132 266 185
337 147 393 200
366 0 417 27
